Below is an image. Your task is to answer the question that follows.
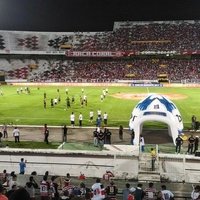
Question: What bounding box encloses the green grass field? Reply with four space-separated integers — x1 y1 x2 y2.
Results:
0 85 199 129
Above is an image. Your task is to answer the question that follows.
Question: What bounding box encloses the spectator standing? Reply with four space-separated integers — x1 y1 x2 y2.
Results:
119 125 123 140
105 181 118 200
160 185 174 200
12 127 20 143
140 135 145 152
191 185 200 200
19 158 26 175
144 182 157 200
8 174 18 191
62 179 74 197
7 172 15 189
187 135 195 154
175 135 183 154
0 169 8 186
128 187 136 200
50 176 59 200
91 178 105 200
79 182 91 200
25 176 38 200
122 183 130 200
194 136 199 154
62 125 68 142
150 148 156 171
78 172 86 180
103 171 114 181
134 183 145 200
40 175 50 200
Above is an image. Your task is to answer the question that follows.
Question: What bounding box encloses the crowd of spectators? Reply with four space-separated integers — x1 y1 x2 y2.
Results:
1 21 200 52
2 21 200 82
0 169 199 200
73 21 200 52
4 58 200 83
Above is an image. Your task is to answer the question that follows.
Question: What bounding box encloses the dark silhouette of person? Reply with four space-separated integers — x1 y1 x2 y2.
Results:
175 135 183 154
44 124 49 144
187 135 195 154
62 125 68 142
119 125 123 140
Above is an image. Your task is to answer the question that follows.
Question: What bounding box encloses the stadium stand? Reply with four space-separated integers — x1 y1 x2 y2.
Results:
0 21 200 52
1 20 200 83
1 58 200 83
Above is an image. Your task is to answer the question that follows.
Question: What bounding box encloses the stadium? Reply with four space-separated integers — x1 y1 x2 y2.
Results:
0 1 200 199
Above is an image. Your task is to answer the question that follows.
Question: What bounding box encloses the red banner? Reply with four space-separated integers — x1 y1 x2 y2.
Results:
65 51 125 57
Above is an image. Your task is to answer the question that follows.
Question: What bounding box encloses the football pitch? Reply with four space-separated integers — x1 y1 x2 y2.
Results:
0 85 199 130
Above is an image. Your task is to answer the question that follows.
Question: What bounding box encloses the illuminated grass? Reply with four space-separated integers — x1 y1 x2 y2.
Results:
0 85 199 129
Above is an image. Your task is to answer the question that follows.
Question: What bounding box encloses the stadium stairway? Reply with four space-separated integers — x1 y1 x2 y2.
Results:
138 153 161 182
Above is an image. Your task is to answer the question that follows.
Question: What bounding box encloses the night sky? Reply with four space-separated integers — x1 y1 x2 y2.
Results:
0 0 200 32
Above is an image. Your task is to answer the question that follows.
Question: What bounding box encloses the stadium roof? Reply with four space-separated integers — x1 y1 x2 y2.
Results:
0 0 200 32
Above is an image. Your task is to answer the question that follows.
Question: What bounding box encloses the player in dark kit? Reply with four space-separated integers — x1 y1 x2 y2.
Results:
44 99 46 109
187 135 195 154
66 97 71 108
175 135 183 154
